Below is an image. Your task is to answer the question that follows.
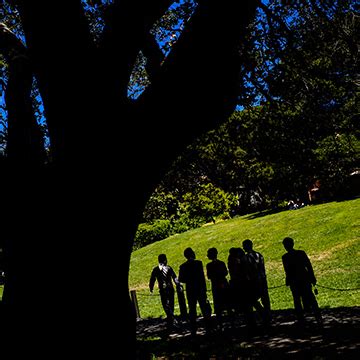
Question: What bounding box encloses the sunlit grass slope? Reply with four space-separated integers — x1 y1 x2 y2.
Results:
130 198 360 318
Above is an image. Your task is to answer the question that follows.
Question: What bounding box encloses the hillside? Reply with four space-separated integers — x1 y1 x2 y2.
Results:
130 198 360 319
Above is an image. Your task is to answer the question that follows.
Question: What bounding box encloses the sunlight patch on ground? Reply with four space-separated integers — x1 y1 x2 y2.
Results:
312 238 359 262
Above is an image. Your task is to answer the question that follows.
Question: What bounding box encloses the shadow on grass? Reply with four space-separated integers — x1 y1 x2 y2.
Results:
241 195 360 221
242 207 288 221
136 307 360 359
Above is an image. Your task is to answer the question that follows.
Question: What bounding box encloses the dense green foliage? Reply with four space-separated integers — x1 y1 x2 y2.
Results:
133 0 359 248
134 220 172 250
133 183 238 249
130 198 360 319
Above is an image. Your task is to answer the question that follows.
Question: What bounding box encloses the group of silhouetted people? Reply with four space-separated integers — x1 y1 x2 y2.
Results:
149 237 322 336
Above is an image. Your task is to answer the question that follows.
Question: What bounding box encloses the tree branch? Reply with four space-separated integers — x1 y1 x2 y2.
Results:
135 0 258 176
11 0 99 163
142 32 164 81
99 0 173 101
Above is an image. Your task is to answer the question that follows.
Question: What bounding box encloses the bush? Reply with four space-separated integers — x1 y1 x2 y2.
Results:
134 183 239 249
133 219 172 250
181 183 238 224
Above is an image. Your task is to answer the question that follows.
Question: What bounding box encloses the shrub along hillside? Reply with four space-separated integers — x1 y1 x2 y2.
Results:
129 198 360 319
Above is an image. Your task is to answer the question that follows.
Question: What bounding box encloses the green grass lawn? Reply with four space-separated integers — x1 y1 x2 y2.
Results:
130 198 360 319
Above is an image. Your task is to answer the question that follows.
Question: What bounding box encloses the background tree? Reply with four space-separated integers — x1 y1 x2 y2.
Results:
243 0 359 201
138 0 359 230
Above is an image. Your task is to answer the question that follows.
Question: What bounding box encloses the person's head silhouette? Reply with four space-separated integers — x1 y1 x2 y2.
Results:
184 247 196 260
158 253 167 265
207 247 218 260
242 239 253 252
229 247 244 257
229 247 236 255
282 237 295 252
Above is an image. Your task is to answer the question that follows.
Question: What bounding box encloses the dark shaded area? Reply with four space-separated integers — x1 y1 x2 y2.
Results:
243 194 360 221
136 307 360 359
243 207 288 220
1 1 257 359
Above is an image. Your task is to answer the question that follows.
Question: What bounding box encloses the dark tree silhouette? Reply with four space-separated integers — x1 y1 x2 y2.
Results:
1 0 257 358
0 23 45 164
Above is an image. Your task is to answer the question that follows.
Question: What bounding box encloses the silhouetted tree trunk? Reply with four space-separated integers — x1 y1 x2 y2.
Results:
0 23 45 165
1 0 257 358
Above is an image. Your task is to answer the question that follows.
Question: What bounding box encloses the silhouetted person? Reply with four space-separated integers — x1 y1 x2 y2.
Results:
149 254 180 328
282 237 322 326
178 247 212 335
206 247 229 327
243 239 272 325
227 246 259 331
227 247 247 314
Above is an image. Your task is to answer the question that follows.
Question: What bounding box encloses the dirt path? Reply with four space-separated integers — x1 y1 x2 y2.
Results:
136 307 360 359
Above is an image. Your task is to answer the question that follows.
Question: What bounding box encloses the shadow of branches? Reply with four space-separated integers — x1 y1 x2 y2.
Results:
136 307 360 359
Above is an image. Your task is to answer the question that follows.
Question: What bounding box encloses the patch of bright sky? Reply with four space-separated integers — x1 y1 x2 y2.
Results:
151 0 197 57
81 0 113 39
